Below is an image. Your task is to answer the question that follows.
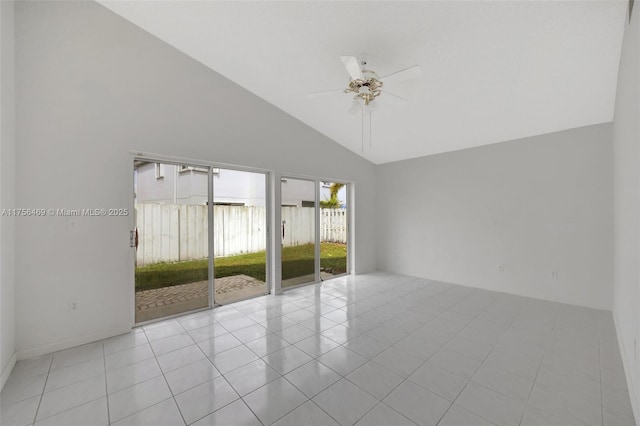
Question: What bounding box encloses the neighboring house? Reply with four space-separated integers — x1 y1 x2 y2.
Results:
281 178 347 208
135 161 266 207
135 161 346 208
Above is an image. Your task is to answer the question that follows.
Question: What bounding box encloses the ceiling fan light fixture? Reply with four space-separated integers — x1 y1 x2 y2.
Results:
345 71 383 106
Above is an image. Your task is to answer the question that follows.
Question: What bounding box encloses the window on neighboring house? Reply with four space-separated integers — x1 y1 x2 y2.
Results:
155 163 164 179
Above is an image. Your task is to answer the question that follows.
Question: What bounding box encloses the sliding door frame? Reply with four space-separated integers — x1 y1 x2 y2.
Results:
129 152 353 324
279 173 352 292
280 176 319 289
131 156 214 325
319 179 351 281
130 151 272 325
315 180 321 283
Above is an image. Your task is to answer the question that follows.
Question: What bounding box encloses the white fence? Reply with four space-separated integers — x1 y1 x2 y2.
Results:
135 204 347 266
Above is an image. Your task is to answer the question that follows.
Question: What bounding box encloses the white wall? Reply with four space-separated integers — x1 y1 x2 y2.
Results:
612 5 640 423
14 1 375 358
0 0 17 389
376 124 613 310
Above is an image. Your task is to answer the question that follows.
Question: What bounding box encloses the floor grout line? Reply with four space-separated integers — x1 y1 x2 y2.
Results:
102 343 111 426
29 355 53 426
517 305 560 425
599 329 605 426
162 321 191 426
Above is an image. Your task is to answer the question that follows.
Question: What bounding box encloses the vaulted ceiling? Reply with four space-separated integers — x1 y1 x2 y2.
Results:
99 0 627 164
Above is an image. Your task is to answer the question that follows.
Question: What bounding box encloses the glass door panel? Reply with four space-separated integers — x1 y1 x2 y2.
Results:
212 168 268 304
319 182 348 279
281 178 317 288
134 161 210 323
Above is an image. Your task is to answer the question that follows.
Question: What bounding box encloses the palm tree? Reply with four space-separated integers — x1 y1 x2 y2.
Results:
320 183 345 208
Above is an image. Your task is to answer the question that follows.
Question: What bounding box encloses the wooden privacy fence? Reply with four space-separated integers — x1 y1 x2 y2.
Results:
135 204 347 266
318 208 348 243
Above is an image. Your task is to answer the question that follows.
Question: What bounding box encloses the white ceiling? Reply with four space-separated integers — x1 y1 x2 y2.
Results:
98 0 627 164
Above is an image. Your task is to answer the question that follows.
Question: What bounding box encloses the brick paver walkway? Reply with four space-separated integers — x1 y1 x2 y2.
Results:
135 275 265 311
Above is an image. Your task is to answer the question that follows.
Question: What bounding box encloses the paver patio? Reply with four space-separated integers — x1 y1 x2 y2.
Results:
135 274 267 322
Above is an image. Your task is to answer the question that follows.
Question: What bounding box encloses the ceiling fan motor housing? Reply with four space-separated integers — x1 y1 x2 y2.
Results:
345 69 383 105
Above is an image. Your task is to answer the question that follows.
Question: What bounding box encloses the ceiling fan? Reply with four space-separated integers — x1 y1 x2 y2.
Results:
307 56 421 149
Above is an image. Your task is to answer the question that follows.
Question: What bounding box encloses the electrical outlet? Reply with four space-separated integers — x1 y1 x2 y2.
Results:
551 270 559 279
68 300 78 311
498 264 504 273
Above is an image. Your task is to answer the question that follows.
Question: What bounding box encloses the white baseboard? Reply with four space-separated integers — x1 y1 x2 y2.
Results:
0 352 17 391
16 325 132 361
613 310 639 426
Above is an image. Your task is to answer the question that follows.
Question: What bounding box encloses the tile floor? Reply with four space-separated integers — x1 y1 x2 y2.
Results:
0 272 636 426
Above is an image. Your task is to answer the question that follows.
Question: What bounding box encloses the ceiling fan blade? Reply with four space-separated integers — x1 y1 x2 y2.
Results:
381 65 421 85
382 91 408 108
306 89 344 99
340 56 364 81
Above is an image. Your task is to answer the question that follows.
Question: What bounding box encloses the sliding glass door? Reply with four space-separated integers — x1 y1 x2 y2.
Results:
134 159 349 320
319 181 348 279
134 161 211 323
134 159 270 323
280 177 349 289
213 168 269 304
281 178 317 288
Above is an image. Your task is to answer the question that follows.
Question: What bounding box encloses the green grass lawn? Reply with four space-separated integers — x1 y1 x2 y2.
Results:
135 243 347 292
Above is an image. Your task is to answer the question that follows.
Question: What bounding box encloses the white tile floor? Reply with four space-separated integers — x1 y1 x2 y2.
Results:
1 272 636 426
